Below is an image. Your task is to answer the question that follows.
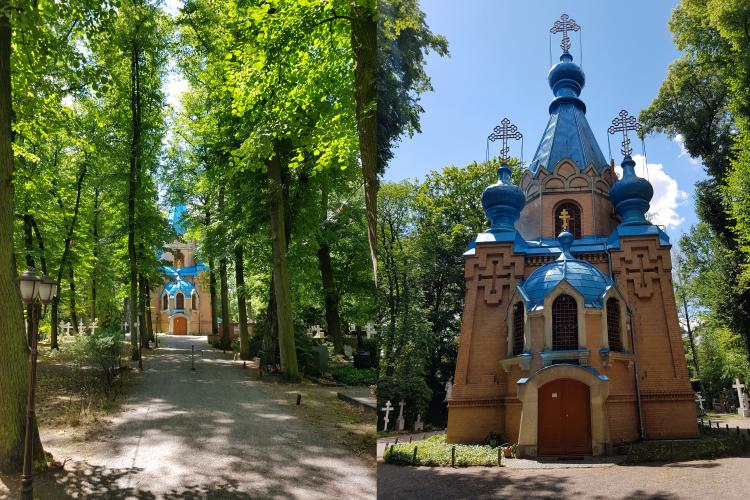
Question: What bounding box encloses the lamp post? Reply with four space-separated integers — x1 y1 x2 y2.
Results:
18 268 57 500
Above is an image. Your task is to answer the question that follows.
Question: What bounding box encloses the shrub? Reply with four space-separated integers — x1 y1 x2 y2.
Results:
330 365 377 385
69 327 122 394
385 434 500 466
624 428 750 464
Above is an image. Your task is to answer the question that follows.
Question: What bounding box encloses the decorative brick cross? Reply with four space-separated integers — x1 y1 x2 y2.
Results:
550 14 580 53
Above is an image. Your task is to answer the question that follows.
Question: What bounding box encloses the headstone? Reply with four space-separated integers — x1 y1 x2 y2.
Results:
396 400 406 431
365 322 376 339
695 392 705 412
343 344 353 358
732 378 750 417
307 345 329 377
78 320 85 334
381 400 393 432
89 319 99 336
60 321 73 336
413 412 424 432
444 377 453 402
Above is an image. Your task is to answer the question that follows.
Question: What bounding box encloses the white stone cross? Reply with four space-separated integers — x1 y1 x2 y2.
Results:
396 400 406 431
381 400 393 432
695 392 705 411
365 322 375 339
89 319 99 336
60 321 72 336
78 319 85 334
733 378 746 410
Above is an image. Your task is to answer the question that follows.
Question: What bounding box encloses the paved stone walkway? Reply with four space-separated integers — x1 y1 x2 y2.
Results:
24 335 375 499
378 456 750 499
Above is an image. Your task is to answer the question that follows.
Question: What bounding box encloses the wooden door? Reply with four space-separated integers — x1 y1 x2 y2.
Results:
538 379 592 456
173 316 187 335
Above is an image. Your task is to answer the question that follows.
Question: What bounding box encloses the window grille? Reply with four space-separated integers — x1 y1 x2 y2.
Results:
555 202 582 239
512 302 525 355
552 294 578 350
607 298 622 351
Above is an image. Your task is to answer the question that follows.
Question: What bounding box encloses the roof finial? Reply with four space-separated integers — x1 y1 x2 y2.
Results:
488 117 523 164
550 14 580 54
607 109 642 158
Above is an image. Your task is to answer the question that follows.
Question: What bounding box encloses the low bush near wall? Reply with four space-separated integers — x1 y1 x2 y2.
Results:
384 434 501 466
330 365 377 386
624 428 750 464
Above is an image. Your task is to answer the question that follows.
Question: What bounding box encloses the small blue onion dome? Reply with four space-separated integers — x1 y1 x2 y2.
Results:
609 155 654 225
481 163 525 232
548 52 585 100
518 231 613 309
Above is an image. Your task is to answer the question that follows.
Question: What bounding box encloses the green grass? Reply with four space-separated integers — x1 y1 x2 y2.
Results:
329 365 377 386
384 434 502 466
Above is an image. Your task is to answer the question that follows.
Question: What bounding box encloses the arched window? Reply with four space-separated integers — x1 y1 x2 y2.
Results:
191 293 197 310
512 302 525 356
552 294 578 350
607 298 622 351
162 294 168 310
555 202 582 239
176 292 184 310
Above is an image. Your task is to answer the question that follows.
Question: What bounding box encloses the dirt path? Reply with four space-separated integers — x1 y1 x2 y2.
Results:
3 335 375 499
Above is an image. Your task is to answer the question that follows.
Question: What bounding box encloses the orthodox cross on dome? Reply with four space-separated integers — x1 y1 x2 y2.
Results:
559 208 571 231
608 109 643 157
550 13 580 53
488 117 522 163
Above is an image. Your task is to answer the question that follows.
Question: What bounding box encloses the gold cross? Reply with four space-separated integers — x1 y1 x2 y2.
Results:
559 208 571 231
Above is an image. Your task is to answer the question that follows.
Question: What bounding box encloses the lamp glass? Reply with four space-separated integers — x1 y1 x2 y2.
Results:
18 270 40 304
38 276 57 304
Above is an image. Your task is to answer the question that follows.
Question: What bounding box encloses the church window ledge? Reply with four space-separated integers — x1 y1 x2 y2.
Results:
540 348 590 367
599 348 635 368
500 352 533 373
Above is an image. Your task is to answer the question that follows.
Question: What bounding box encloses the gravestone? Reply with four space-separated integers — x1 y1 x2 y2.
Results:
307 345 328 377
381 400 393 432
365 322 375 339
78 320 85 335
89 319 99 336
444 377 453 402
343 344 353 358
413 412 424 432
60 321 73 336
732 378 750 417
396 400 406 431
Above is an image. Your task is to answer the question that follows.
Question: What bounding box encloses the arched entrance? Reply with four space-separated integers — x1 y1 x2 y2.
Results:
173 316 187 335
538 378 592 456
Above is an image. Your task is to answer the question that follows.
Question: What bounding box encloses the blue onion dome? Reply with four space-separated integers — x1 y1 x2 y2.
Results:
609 155 654 225
519 231 613 309
481 163 525 232
548 52 586 112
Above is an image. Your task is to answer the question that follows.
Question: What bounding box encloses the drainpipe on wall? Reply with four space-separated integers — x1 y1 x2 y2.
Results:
628 308 645 440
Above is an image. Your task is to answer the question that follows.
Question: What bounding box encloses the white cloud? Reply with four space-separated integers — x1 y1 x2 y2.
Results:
615 154 687 229
674 134 699 165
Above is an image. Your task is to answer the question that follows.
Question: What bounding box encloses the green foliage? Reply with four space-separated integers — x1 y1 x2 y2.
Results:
384 434 500 467
624 429 750 464
68 328 123 391
329 365 376 386
697 322 750 396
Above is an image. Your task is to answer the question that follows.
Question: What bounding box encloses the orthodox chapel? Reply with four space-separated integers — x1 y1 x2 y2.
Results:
446 16 697 457
148 205 212 335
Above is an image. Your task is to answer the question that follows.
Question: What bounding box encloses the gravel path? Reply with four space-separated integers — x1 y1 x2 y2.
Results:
30 335 375 499
377 456 750 499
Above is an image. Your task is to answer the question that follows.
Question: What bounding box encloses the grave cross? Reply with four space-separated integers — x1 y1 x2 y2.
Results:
607 109 642 157
396 400 406 432
549 13 580 53
733 378 746 410
78 319 85 335
89 319 98 336
695 392 705 412
488 118 522 163
381 400 394 432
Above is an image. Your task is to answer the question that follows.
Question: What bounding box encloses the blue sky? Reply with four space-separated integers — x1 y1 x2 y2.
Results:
385 0 706 243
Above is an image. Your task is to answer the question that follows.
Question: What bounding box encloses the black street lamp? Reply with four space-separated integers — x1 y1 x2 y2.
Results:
18 268 57 500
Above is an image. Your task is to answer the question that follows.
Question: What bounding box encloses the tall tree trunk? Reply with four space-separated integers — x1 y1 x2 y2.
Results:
138 272 148 348
204 205 219 337
145 278 154 342
351 0 378 282
51 161 87 348
91 187 99 319
127 37 141 360
267 152 299 380
69 266 78 333
317 183 343 353
30 217 47 275
0 4 44 473
23 213 35 346
235 245 250 360
218 187 231 349
681 291 700 378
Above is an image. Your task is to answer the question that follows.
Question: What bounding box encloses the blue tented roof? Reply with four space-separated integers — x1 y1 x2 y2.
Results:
163 278 195 298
